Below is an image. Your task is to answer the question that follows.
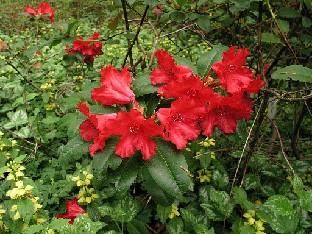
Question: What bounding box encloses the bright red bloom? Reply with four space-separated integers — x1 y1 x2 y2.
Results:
212 46 255 94
105 109 163 160
245 74 265 94
56 198 85 224
78 102 117 156
157 99 204 149
91 66 135 105
150 49 193 86
157 74 213 103
201 93 253 136
24 2 55 23
65 32 102 63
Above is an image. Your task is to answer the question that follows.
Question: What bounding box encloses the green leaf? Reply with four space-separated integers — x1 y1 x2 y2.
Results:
166 217 184 234
212 169 229 187
93 137 122 173
197 15 211 32
271 65 312 83
141 168 175 205
17 197 35 223
132 73 157 97
243 174 261 190
194 224 215 234
5 109 28 129
177 0 188 6
16 126 31 138
298 189 312 212
264 195 293 216
157 205 172 223
180 208 197 225
232 187 254 210
110 195 139 223
173 55 197 74
22 225 44 234
293 174 304 193
277 19 289 33
261 32 282 44
200 189 234 221
278 7 300 18
145 138 193 202
239 225 255 234
257 208 299 234
170 12 186 23
59 136 89 163
196 45 228 77
126 219 149 234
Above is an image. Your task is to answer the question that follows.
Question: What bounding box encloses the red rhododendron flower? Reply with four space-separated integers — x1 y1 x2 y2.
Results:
57 198 85 224
150 49 193 86
201 93 253 136
105 109 163 160
24 2 55 23
157 74 214 103
245 74 265 94
212 46 255 94
65 32 102 63
157 99 204 149
91 66 135 105
78 102 117 156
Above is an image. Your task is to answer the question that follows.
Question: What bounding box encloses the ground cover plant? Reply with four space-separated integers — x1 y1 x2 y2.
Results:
0 0 311 233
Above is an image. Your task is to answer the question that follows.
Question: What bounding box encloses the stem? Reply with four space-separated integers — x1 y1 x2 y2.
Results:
121 0 133 67
122 5 149 68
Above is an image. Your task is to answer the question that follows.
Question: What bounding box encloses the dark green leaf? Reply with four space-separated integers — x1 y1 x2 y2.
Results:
196 45 227 77
23 225 44 234
243 174 261 190
170 12 186 23
166 217 184 234
180 208 197 225
278 7 300 18
17 197 35 223
271 65 312 83
127 219 149 234
145 138 193 202
197 15 211 32
232 187 254 210
261 32 282 44
132 73 157 97
194 224 215 234
157 204 172 223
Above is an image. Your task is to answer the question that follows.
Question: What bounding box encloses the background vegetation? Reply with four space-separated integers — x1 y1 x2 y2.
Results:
0 0 311 233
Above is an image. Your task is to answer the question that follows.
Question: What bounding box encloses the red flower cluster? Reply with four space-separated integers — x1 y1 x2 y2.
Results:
57 198 85 224
65 32 102 63
24 2 55 23
78 47 264 160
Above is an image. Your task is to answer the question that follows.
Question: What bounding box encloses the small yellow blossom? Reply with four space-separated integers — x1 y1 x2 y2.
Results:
168 204 180 219
197 169 212 183
46 229 55 234
13 211 21 220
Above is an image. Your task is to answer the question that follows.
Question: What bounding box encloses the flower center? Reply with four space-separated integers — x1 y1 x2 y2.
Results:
166 68 174 77
129 126 139 133
228 64 236 73
172 114 182 122
186 89 198 97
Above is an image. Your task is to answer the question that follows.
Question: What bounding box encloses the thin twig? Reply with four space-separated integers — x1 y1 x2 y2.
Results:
270 120 296 175
122 5 149 68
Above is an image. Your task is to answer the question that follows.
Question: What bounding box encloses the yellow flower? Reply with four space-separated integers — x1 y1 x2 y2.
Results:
46 229 55 234
36 218 46 224
168 205 180 219
11 205 18 212
197 169 212 183
13 211 21 220
0 205 6 215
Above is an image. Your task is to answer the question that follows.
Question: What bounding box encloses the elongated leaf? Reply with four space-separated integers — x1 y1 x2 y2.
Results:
271 65 312 83
132 73 157 97
196 45 227 77
93 137 122 173
145 139 193 202
59 136 89 164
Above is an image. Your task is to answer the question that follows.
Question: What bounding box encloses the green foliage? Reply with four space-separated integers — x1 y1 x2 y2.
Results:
0 0 311 233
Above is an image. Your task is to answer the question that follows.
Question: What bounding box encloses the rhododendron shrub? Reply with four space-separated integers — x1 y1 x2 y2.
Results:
78 47 264 160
